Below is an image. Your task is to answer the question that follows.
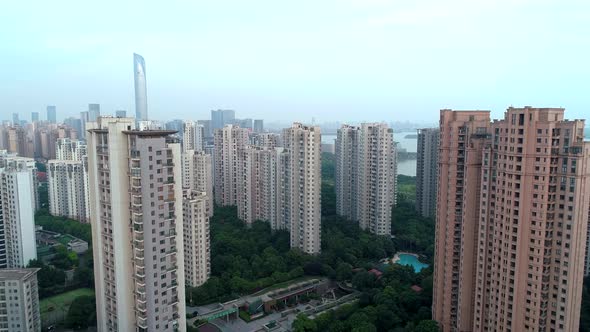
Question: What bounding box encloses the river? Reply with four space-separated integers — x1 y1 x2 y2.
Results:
322 131 418 176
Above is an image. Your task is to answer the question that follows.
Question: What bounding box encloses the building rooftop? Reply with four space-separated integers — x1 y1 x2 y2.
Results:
0 268 40 281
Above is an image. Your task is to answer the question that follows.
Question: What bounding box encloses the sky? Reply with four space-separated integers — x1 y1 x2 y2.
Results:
1 0 589 124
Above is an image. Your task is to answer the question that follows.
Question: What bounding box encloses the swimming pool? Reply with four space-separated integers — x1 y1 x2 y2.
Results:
396 253 429 272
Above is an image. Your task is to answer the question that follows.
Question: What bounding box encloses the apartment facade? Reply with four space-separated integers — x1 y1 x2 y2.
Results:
213 125 249 206
0 268 41 332
182 191 211 287
416 128 440 218
55 138 87 161
433 107 590 332
0 155 38 268
182 150 213 217
183 121 204 152
335 124 360 221
87 117 186 332
282 123 322 254
47 160 89 222
335 123 396 236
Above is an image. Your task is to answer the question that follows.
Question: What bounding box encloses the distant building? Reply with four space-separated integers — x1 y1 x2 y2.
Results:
197 120 213 139
235 118 253 130
335 123 396 235
116 110 127 118
251 133 281 149
214 125 249 206
88 103 101 122
47 105 56 123
48 160 89 222
12 113 19 126
254 119 264 133
64 117 82 137
134 53 149 121
0 154 38 268
0 268 41 331
321 143 334 154
183 121 204 152
415 128 439 217
211 109 235 130
31 111 39 123
182 150 213 217
182 191 210 287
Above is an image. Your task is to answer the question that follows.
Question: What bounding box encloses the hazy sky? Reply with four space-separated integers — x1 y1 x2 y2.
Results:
1 0 589 124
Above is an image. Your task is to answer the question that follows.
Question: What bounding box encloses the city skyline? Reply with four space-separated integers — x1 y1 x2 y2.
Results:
2 1 590 123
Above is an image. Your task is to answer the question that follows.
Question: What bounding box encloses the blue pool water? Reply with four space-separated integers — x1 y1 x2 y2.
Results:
396 253 429 272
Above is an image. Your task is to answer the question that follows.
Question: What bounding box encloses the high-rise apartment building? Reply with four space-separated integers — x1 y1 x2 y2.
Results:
55 138 87 161
416 128 440 218
197 120 213 139
213 125 249 206
182 191 210 287
12 113 20 126
335 123 396 235
433 107 590 332
0 268 41 332
31 112 39 123
251 133 281 149
335 124 360 221
211 109 235 130
182 150 213 217
47 105 56 123
0 154 38 268
86 117 186 331
282 123 321 254
48 160 89 222
183 121 204 152
237 146 282 226
235 118 253 130
134 53 149 121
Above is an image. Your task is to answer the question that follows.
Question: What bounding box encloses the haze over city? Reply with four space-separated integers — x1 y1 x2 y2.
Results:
2 0 590 123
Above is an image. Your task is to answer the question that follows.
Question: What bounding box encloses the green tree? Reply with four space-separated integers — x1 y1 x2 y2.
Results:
292 314 317 332
65 295 96 329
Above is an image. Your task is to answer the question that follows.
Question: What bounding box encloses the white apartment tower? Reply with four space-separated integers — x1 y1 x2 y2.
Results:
87 117 186 332
335 123 396 236
282 123 321 254
182 191 210 287
48 160 89 222
0 155 37 268
0 268 41 332
213 125 249 206
182 150 213 217
56 138 87 161
183 121 204 152
416 128 439 218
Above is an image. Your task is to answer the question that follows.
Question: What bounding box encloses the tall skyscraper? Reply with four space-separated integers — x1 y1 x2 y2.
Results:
0 268 41 331
47 105 56 123
211 109 235 130
116 110 127 118
282 123 322 254
433 107 590 332
0 154 38 268
134 53 148 121
182 191 211 287
197 120 213 139
86 117 185 331
31 112 39 123
254 119 264 133
416 128 440 217
88 103 101 122
183 121 204 152
64 117 83 137
213 125 249 206
335 123 396 235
